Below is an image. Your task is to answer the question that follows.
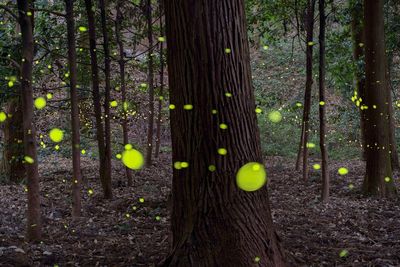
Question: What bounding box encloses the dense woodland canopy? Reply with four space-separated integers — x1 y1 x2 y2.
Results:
0 0 400 266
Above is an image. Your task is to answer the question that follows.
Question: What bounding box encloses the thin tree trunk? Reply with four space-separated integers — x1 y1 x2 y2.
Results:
350 0 366 161
362 0 396 197
65 0 82 217
84 0 108 196
300 0 315 182
145 0 155 167
99 0 113 199
162 0 287 265
155 1 164 159
115 0 133 186
295 123 304 170
319 0 329 202
17 0 42 241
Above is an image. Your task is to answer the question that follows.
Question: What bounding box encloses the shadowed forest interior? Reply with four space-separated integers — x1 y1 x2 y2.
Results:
1 0 400 266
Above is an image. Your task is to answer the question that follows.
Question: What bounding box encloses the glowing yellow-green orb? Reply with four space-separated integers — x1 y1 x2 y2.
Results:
169 104 175 110
110 100 118 107
268 110 282 123
306 142 316 148
218 148 227 155
46 93 53 99
122 149 144 170
219 123 228 130
236 162 267 192
49 128 64 143
208 165 216 172
339 249 349 258
8 81 14 87
183 104 193 110
174 161 182 169
34 97 46 109
24 156 34 164
385 177 391 182
79 26 87 32
225 48 231 53
338 167 348 175
313 164 321 170
158 36 165 42
181 162 189 168
125 144 133 150
116 153 122 159
0 112 7 122
255 108 263 114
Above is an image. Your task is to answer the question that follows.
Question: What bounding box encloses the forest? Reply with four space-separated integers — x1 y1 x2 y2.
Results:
0 0 400 266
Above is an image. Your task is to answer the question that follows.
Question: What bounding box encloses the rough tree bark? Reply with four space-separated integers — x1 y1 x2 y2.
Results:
154 0 164 158
162 0 287 266
145 0 155 167
362 0 396 197
99 0 113 199
17 0 42 241
65 0 82 217
84 0 108 195
115 0 133 186
319 0 329 202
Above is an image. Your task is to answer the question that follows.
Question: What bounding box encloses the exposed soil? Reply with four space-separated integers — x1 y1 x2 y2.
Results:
1 154 399 266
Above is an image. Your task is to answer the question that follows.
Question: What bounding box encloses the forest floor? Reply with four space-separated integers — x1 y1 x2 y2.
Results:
1 154 400 267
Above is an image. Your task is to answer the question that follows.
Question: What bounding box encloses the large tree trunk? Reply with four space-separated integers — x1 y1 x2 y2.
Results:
17 0 42 241
162 0 287 266
65 0 82 217
350 0 366 161
145 0 155 167
362 0 396 197
154 0 164 159
99 0 113 199
319 0 329 202
115 0 133 186
84 0 108 195
298 0 315 181
1 97 25 183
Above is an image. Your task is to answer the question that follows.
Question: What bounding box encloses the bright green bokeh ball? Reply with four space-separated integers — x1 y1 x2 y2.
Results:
122 149 144 170
49 128 64 143
0 111 7 122
236 162 267 192
34 97 47 110
268 110 282 123
338 167 349 175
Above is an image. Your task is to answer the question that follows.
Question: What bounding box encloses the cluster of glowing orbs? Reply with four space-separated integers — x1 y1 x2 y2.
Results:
338 167 348 176
122 146 144 170
268 110 282 123
49 128 64 143
174 161 189 169
34 97 47 109
236 162 267 192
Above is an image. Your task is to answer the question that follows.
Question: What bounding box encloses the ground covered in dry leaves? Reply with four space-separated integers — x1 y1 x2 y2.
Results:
1 154 400 266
